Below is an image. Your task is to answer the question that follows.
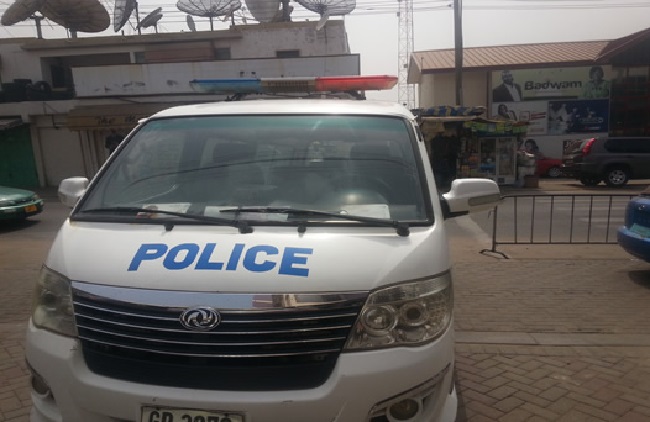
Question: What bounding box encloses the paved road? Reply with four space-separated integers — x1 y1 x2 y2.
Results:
1 191 650 421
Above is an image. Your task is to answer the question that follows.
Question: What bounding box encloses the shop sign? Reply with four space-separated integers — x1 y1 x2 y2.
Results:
490 66 613 102
491 101 547 135
547 99 609 135
67 113 147 130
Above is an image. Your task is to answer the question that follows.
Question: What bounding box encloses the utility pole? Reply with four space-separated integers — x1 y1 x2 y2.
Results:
397 0 415 109
454 0 463 106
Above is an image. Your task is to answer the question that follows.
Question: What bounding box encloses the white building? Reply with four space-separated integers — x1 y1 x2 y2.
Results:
0 20 359 188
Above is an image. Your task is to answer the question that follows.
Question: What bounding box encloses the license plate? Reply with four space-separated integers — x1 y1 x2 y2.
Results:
141 406 244 422
24 204 37 213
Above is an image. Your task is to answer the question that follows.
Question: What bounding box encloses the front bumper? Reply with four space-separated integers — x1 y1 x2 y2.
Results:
26 322 457 422
617 226 650 262
0 199 44 220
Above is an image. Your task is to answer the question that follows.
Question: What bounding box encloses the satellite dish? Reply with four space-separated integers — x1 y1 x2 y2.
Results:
177 0 241 30
177 0 241 17
40 0 110 33
186 14 196 31
244 0 280 23
0 0 43 26
295 0 355 29
137 6 163 32
113 0 137 32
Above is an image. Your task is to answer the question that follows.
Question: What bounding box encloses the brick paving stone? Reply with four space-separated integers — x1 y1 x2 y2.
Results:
539 386 568 402
462 389 498 406
486 385 517 401
494 396 524 413
573 403 619 422
482 376 510 389
520 403 559 420
633 405 650 417
498 408 533 422
619 411 650 422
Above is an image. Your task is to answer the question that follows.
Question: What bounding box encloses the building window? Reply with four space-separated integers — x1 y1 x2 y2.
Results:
134 52 146 64
50 64 67 88
214 48 231 60
276 50 300 58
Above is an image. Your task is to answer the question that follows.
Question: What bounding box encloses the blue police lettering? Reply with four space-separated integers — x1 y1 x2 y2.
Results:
128 243 312 277
226 243 245 271
128 243 167 271
243 245 279 272
195 243 223 270
280 247 313 277
164 243 200 270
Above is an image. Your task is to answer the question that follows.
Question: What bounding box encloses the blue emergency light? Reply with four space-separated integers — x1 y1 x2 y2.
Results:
190 75 398 95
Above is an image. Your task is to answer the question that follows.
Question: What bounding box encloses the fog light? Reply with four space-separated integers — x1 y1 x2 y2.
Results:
30 372 51 398
387 398 422 421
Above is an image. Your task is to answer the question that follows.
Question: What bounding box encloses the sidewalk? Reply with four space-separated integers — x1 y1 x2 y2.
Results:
449 224 650 422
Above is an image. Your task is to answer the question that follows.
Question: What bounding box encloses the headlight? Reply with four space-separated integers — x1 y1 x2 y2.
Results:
31 194 40 201
31 266 77 337
344 272 452 350
0 199 15 206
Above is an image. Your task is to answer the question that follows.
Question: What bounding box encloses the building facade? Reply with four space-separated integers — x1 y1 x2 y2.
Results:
409 28 650 164
0 20 359 188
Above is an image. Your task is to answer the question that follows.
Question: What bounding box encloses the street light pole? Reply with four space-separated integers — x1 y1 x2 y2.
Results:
454 0 463 106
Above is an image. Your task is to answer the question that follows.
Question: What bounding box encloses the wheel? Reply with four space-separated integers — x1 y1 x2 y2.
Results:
547 166 562 178
604 167 629 187
580 176 601 186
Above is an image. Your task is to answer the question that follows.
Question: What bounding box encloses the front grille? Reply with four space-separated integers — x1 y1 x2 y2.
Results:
72 282 366 390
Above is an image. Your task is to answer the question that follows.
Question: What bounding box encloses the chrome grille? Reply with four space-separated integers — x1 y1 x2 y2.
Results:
72 282 366 390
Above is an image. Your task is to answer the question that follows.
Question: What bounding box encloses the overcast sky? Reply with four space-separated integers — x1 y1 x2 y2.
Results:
1 0 650 103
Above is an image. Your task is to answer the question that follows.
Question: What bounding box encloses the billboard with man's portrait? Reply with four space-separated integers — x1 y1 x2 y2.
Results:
490 66 613 103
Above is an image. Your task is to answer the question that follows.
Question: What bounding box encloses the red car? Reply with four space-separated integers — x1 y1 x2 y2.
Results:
536 155 563 178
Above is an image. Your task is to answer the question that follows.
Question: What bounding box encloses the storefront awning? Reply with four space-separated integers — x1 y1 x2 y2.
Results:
463 119 529 135
415 105 486 118
66 103 178 131
420 116 481 136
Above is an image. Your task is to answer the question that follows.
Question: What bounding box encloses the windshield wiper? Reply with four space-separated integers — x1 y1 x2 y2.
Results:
218 207 410 237
76 207 253 233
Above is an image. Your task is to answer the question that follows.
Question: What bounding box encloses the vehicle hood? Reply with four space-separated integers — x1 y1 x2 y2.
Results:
46 221 450 293
0 186 34 200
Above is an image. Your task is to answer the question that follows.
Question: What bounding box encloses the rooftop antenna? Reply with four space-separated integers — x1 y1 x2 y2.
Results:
177 0 241 31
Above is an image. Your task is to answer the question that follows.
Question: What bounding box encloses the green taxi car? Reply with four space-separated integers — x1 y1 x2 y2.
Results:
0 186 44 220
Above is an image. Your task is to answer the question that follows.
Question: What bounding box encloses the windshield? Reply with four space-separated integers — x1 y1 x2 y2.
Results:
78 114 429 223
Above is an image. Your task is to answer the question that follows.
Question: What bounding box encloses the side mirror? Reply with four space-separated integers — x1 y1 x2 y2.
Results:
58 177 89 208
441 178 502 219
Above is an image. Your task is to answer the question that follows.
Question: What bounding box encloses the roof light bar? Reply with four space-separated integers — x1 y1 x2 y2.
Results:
190 75 398 95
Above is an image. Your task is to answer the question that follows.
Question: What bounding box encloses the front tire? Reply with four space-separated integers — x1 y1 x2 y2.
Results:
604 167 629 187
547 167 562 178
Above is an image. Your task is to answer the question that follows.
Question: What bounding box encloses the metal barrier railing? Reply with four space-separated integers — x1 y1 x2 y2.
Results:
481 194 636 258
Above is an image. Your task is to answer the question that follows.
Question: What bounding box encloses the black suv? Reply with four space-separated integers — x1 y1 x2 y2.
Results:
562 137 650 187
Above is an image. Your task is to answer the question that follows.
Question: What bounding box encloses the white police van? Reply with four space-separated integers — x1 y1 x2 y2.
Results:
26 76 501 422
